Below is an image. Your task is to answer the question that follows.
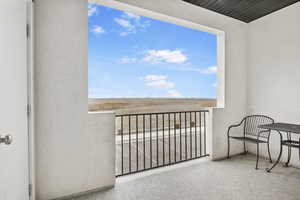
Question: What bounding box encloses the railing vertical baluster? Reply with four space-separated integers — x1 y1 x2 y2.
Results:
162 114 165 165
174 113 176 162
195 112 197 157
179 113 182 161
143 115 145 170
129 116 131 173
168 113 171 164
190 112 192 159
116 110 209 177
150 114 152 168
121 116 124 175
136 115 138 171
199 111 202 157
156 114 159 166
204 112 207 155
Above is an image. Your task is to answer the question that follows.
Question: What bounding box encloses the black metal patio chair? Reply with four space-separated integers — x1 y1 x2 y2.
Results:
227 115 274 169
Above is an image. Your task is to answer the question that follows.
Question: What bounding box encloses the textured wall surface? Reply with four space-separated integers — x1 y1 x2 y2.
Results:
247 2 300 167
35 0 115 199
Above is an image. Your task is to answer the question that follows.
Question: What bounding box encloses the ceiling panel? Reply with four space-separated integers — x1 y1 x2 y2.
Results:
183 0 300 23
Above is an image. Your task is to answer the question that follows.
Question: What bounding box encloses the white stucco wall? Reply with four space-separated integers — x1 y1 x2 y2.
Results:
34 0 115 199
34 0 249 199
110 0 248 159
247 2 300 167
87 112 116 191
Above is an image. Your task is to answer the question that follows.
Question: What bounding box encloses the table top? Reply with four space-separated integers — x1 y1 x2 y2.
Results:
259 123 300 134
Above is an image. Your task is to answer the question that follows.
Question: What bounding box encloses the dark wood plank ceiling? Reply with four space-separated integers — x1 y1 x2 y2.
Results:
183 0 300 23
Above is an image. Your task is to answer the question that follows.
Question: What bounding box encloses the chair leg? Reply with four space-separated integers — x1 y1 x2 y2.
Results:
285 132 292 167
267 142 273 163
243 140 247 154
227 137 230 159
256 142 260 170
285 146 291 167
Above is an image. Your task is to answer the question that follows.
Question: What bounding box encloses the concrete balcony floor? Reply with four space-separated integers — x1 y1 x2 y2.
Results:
74 154 300 200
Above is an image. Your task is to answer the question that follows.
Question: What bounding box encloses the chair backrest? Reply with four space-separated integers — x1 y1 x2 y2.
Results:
244 115 274 138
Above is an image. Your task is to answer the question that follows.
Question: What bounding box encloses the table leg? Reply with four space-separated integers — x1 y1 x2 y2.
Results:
266 130 283 173
285 132 291 167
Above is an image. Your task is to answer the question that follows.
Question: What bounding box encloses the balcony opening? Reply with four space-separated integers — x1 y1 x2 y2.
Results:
88 0 225 176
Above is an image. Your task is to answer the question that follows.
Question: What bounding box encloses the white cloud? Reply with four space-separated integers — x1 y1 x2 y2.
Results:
122 12 141 21
143 50 188 64
167 90 183 98
120 57 137 64
140 74 183 97
138 20 151 29
88 4 98 17
114 18 136 36
146 79 175 89
199 66 217 74
140 74 168 81
114 12 150 36
140 74 175 89
90 25 105 35
114 18 135 30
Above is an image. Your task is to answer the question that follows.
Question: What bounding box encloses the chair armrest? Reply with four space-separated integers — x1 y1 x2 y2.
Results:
257 130 271 139
227 119 245 137
258 130 271 134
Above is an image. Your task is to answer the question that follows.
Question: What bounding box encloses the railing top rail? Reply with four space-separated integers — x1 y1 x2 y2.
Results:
116 110 209 117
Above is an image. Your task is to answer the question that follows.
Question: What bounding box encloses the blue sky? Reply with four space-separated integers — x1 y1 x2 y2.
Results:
88 3 217 98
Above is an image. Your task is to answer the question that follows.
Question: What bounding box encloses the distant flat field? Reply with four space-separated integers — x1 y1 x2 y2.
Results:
89 98 216 114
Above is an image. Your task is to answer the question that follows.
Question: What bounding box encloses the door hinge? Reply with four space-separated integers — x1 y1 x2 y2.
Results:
28 184 32 197
26 24 30 39
27 104 31 116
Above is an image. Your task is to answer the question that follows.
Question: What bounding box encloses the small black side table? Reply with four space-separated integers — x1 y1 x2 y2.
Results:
258 123 300 172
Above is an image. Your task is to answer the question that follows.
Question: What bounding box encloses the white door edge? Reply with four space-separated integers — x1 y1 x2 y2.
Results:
26 0 35 199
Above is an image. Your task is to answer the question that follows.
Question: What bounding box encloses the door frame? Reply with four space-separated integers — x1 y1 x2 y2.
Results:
26 0 35 199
